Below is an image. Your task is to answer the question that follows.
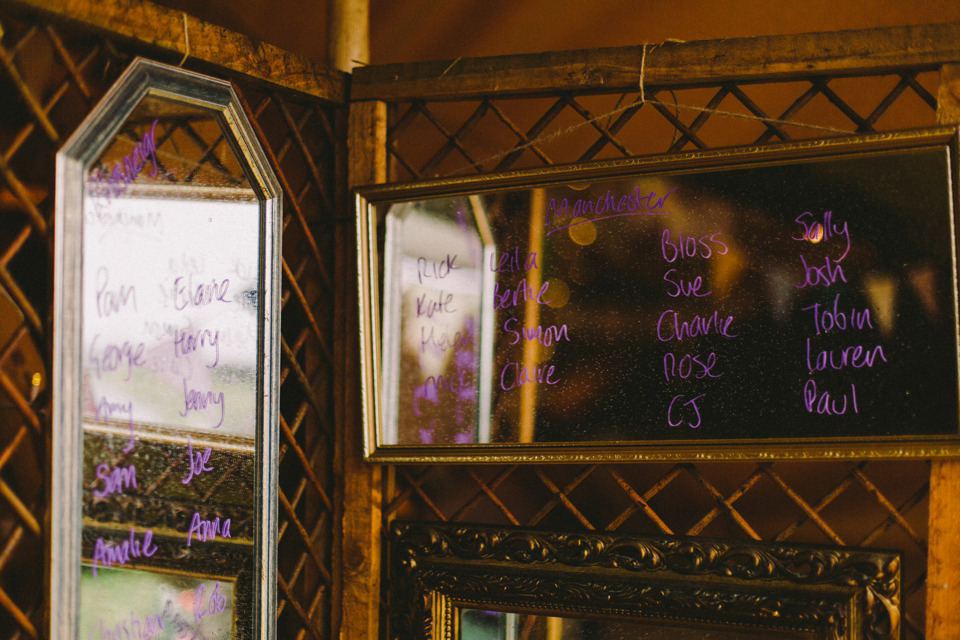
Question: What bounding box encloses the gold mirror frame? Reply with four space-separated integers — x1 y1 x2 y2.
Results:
388 521 901 640
358 126 960 463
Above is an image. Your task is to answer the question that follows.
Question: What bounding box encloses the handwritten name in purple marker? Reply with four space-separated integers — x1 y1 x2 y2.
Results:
793 211 851 261
172 275 230 311
91 527 157 576
95 267 137 318
181 437 213 485
412 366 473 416
661 230 728 262
174 328 220 368
499 361 559 391
416 291 455 318
179 380 226 429
656 310 738 342
91 601 173 640
805 340 887 372
93 462 137 499
663 268 711 298
186 512 231 547
94 396 135 452
193 581 227 625
667 393 706 429
801 294 873 334
503 318 569 347
416 254 457 284
663 351 721 382
490 248 538 273
89 335 146 381
796 254 847 289
546 186 678 234
420 325 474 355
804 380 859 415
493 278 551 311
88 119 158 201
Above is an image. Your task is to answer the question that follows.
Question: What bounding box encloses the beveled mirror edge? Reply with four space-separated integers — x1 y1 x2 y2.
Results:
388 520 902 640
356 125 960 464
53 57 281 639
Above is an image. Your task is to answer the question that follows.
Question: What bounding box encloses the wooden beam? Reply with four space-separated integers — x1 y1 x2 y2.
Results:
352 21 960 102
3 0 348 103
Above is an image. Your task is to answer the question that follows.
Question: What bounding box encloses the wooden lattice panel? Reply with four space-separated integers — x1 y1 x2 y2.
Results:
385 71 939 180
0 8 340 640
381 67 942 640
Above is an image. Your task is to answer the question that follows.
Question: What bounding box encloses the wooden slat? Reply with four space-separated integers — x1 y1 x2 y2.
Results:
938 62 960 125
927 69 960 640
5 0 348 103
334 100 386 640
353 21 960 101
927 460 960 639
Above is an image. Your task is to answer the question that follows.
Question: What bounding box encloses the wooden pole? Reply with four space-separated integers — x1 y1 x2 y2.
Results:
926 62 960 640
328 0 370 71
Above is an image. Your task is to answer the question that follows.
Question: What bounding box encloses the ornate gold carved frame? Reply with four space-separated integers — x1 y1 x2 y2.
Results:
389 521 901 639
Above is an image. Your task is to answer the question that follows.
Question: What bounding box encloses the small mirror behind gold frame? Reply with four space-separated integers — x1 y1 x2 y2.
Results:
389 521 901 640
54 59 281 639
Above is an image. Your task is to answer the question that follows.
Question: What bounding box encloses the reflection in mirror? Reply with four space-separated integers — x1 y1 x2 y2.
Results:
55 59 280 639
459 610 813 640
380 196 495 444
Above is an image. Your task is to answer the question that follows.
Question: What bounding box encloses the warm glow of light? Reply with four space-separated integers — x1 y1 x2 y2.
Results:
545 278 570 308
568 217 597 245
808 223 824 243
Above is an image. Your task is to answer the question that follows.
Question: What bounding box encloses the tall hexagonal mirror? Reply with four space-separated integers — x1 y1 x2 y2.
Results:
53 59 281 639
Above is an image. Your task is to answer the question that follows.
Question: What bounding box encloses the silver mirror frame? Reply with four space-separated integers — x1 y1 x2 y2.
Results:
52 58 281 638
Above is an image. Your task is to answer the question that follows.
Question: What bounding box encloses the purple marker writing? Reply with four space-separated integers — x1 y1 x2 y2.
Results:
179 380 226 429
91 528 157 577
93 462 137 499
95 267 138 318
181 437 214 485
186 512 232 547
193 581 227 625
803 380 859 415
667 393 706 429
174 328 221 368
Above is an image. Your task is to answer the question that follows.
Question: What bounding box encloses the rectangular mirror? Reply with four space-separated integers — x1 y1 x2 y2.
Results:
458 610 814 640
389 521 901 640
54 59 281 639
358 127 960 462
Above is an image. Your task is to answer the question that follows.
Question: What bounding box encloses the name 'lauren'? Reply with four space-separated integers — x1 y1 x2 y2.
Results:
805 339 887 372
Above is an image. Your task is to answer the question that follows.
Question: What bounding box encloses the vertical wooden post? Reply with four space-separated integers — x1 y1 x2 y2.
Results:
927 62 960 640
335 100 387 640
518 189 545 442
328 0 369 71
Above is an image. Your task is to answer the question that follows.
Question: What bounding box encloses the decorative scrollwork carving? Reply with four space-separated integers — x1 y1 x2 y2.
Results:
389 522 900 640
